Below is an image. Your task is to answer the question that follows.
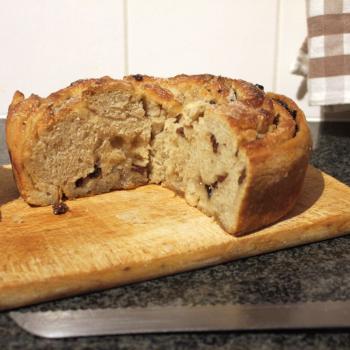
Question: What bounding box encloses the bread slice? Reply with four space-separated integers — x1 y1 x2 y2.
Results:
6 74 311 235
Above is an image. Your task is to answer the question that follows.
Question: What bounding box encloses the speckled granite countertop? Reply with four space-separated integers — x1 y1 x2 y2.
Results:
0 121 350 350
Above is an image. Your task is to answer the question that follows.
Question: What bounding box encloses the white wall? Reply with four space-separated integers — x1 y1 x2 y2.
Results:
127 0 278 90
276 0 320 121
0 0 125 115
0 0 318 119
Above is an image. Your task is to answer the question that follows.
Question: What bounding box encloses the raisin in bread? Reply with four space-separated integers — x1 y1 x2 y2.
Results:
6 74 312 235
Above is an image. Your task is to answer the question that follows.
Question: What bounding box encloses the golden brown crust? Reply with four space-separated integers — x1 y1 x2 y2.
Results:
233 94 311 234
6 74 312 235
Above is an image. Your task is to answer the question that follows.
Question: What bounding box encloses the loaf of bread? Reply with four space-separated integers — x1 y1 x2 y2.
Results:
6 74 311 235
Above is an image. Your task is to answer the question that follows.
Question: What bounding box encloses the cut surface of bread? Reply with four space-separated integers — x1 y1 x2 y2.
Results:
6 75 312 235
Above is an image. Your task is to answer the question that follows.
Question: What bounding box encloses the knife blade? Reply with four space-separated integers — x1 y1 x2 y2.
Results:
9 301 350 338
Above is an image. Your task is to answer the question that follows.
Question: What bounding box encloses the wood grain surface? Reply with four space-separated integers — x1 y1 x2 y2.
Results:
0 165 350 311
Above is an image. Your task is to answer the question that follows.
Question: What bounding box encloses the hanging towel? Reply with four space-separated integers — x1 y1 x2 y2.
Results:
297 0 350 106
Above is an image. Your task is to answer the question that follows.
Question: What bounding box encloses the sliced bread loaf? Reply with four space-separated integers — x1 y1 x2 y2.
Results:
6 74 311 235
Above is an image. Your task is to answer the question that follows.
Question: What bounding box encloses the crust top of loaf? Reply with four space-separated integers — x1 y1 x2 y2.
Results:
7 74 310 156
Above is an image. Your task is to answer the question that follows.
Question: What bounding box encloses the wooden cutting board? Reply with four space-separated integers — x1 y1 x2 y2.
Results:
1 165 350 311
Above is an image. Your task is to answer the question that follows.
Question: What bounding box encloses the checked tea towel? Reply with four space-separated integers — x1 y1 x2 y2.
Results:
306 0 350 105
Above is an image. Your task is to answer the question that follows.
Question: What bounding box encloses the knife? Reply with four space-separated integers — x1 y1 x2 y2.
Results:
9 301 350 339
